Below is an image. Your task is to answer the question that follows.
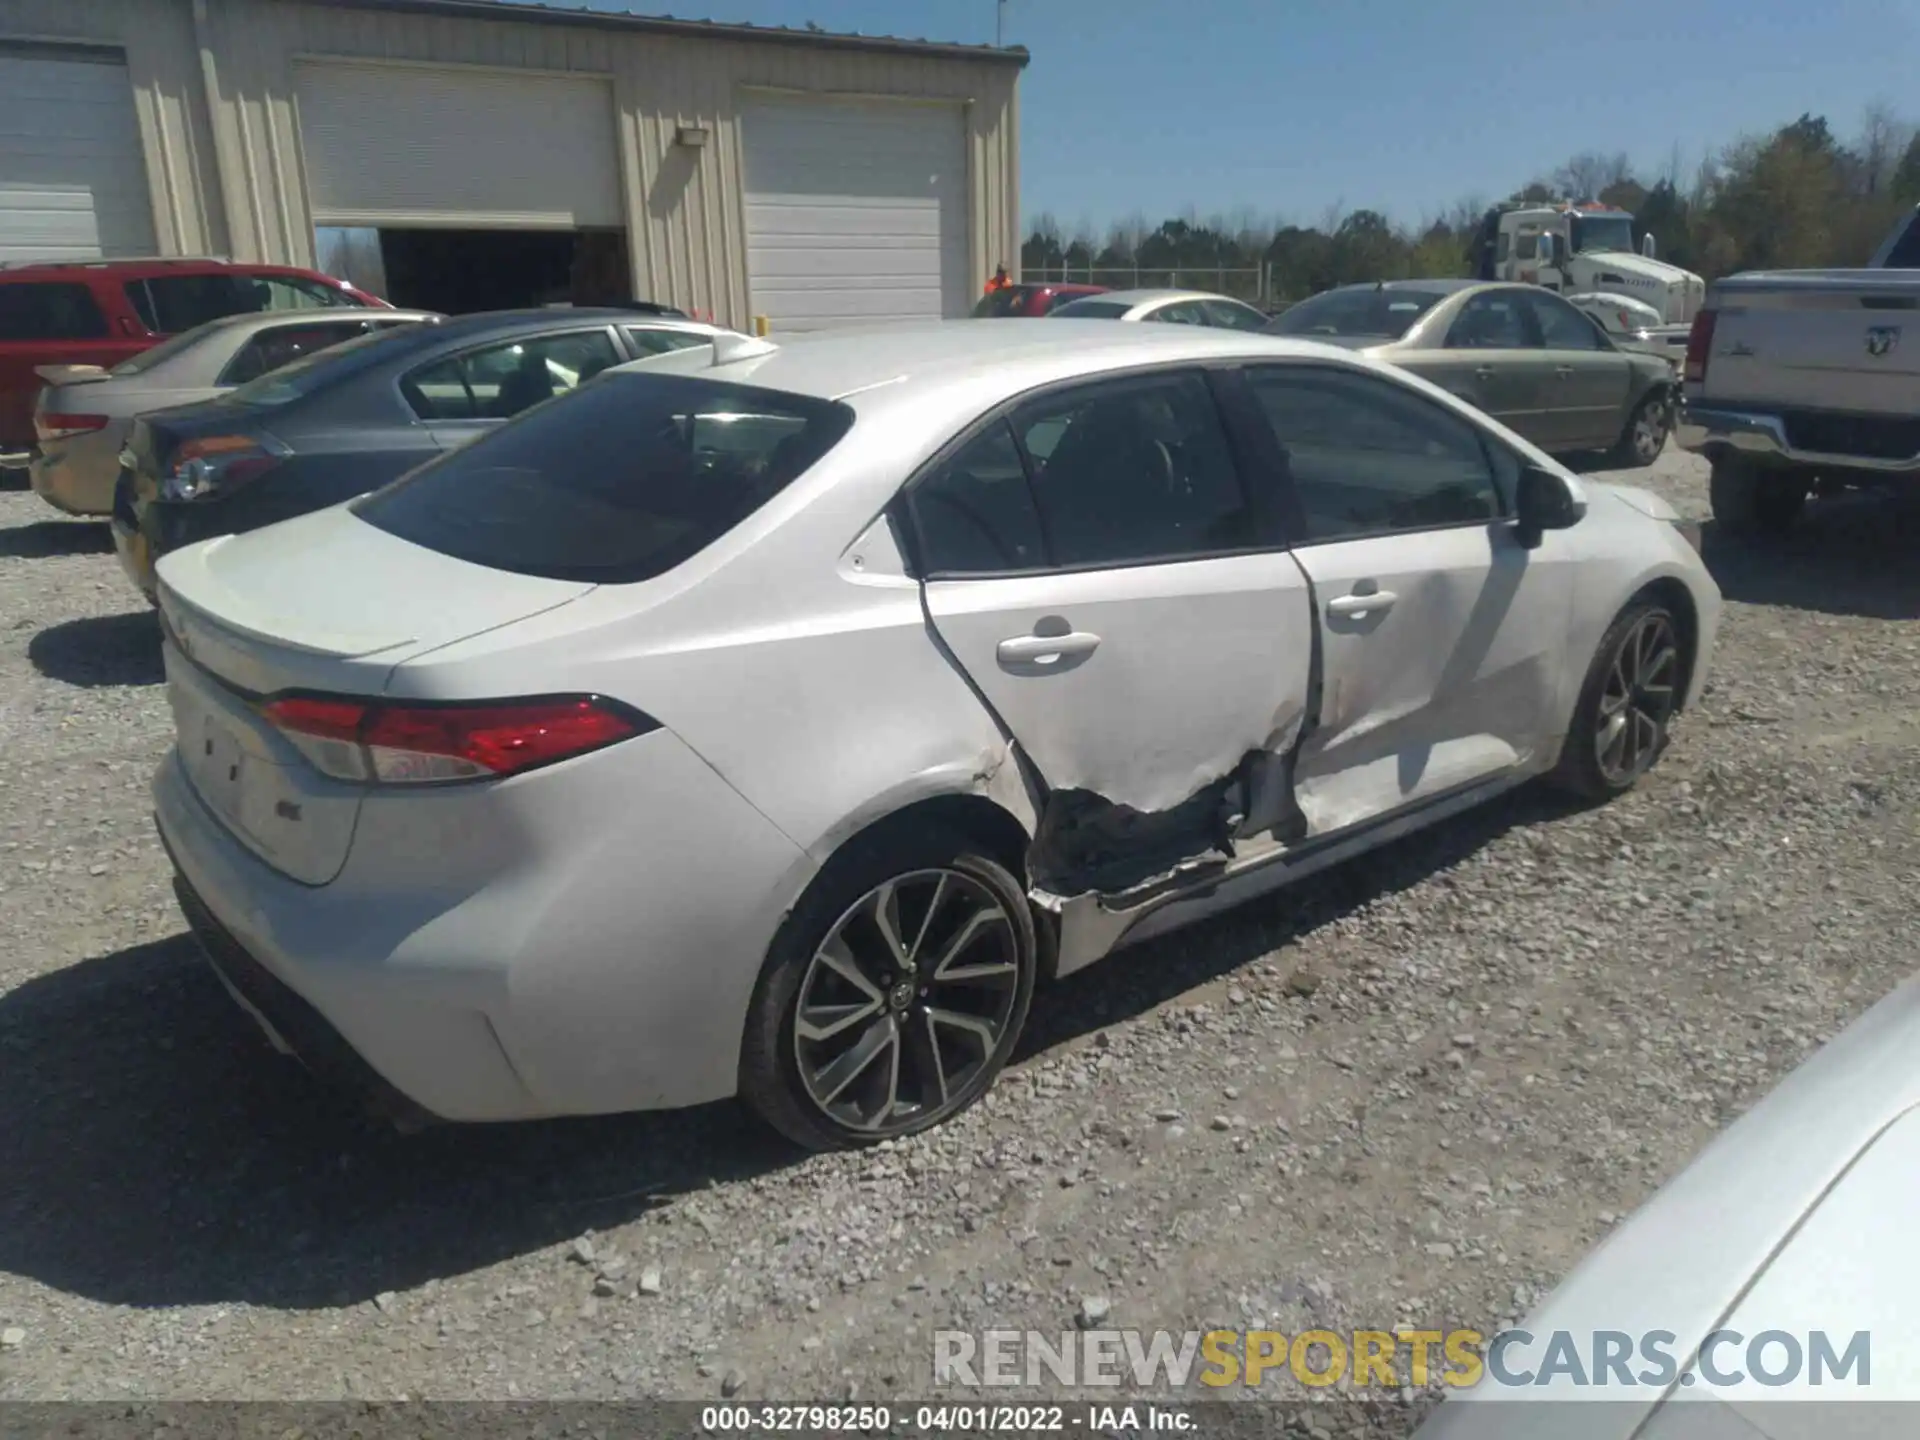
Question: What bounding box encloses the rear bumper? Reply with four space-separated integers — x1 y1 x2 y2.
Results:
30 434 119 515
1677 404 1920 476
152 718 816 1122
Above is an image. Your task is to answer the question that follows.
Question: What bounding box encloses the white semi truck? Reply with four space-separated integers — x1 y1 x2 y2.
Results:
1473 201 1707 324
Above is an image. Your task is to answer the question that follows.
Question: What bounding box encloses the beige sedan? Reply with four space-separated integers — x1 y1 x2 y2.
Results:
1267 280 1676 467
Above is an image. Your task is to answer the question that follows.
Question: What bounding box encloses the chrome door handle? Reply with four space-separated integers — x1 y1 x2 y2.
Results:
1555 364 1575 377
1327 590 1397 617
996 631 1101 666
1474 365 1495 379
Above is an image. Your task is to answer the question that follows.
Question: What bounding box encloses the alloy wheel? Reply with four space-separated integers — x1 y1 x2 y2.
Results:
1632 397 1670 464
1594 610 1679 785
792 868 1023 1135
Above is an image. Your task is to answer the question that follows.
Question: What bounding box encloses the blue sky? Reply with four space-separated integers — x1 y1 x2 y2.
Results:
576 0 1919 232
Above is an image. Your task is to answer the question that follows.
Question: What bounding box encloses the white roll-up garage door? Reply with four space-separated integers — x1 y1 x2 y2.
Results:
0 45 156 263
742 96 968 331
295 62 622 228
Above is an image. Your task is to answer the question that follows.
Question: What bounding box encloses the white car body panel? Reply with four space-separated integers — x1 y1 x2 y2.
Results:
150 321 1721 1122
1417 976 1920 1439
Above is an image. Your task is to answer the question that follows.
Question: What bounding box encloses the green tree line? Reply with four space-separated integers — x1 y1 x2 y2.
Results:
1021 105 1920 303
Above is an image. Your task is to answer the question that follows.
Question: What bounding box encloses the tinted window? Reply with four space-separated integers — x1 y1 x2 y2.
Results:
129 273 361 333
227 323 430 407
1883 214 1920 268
110 318 235 376
401 329 622 421
1523 290 1604 351
218 320 384 386
1201 298 1270 332
355 374 854 584
1146 301 1209 325
1446 292 1536 349
1268 287 1447 340
0 282 108 341
624 326 713 357
911 422 1047 574
1011 372 1252 567
1049 299 1131 319
1247 367 1501 541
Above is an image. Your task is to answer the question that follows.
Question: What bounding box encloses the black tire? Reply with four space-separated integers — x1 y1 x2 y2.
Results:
739 824 1037 1152
1608 390 1672 469
1709 458 1807 536
1548 598 1686 801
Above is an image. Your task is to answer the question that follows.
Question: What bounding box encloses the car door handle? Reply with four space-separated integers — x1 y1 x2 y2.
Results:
1474 365 1495 380
1555 364 1575 377
996 631 1101 666
1327 590 1397 617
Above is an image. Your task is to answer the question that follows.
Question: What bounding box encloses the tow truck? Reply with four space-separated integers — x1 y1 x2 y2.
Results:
1473 200 1707 325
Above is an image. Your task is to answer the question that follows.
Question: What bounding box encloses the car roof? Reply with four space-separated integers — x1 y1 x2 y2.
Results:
190 307 441 341
1091 288 1243 305
0 257 355 283
1318 278 1488 296
609 318 1357 404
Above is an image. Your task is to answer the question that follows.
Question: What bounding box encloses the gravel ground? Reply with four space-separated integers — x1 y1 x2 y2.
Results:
2 449 1918 1419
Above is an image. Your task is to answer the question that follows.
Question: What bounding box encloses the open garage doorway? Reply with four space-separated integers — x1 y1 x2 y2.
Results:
313 226 633 313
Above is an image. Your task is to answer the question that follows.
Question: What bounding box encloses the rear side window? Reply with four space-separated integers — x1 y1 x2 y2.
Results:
354 373 855 583
126 273 360 333
624 325 713 357
0 282 109 341
912 422 1047 574
1049 299 1130 319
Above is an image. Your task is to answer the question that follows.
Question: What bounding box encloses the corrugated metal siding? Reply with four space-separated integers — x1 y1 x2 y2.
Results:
205 0 1019 329
0 0 1019 329
0 0 225 255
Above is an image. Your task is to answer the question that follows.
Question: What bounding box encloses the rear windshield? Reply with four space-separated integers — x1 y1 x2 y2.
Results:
1049 299 1131 319
1268 288 1448 340
226 323 425 406
110 316 239 376
353 373 856 584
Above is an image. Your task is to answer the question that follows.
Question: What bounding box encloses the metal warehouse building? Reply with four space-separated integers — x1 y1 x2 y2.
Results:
0 0 1025 329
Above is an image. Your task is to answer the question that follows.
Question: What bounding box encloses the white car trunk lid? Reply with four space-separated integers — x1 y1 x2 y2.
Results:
156 505 594 884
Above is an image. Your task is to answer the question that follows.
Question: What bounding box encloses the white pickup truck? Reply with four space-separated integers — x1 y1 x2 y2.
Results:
1677 205 1920 533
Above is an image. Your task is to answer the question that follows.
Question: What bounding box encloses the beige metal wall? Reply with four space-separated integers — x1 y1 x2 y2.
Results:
0 0 1021 329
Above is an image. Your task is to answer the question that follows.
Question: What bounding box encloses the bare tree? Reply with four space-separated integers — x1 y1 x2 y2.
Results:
1554 151 1634 202
1855 101 1912 195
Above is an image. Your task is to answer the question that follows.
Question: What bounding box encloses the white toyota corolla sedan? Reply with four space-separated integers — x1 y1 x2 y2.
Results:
150 320 1719 1150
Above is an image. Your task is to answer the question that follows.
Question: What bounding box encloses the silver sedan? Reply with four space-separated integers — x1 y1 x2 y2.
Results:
28 307 439 515
150 321 1717 1150
1269 280 1677 467
1048 287 1272 331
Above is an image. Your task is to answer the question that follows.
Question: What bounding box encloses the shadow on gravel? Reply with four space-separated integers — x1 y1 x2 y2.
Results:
1703 487 1920 620
1019 782 1587 1061
28 610 163 687
0 934 798 1310
0 518 112 557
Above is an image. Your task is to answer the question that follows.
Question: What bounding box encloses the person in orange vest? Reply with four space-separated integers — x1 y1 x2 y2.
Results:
984 263 1011 295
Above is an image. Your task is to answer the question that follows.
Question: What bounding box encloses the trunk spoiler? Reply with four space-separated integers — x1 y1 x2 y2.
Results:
34 364 110 386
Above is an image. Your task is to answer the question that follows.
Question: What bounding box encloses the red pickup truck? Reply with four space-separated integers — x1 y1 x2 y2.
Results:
0 256 385 472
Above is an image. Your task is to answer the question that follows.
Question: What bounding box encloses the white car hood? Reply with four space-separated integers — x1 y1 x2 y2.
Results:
1416 974 1920 1437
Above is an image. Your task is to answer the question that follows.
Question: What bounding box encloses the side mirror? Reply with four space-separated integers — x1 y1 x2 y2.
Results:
1641 233 1658 260
1514 464 1586 546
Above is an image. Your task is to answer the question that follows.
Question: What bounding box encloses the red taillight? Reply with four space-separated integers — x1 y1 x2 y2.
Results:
36 412 109 441
1684 308 1717 384
260 694 652 784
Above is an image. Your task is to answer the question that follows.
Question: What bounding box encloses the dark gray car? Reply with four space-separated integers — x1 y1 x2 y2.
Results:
1267 280 1676 467
111 308 727 601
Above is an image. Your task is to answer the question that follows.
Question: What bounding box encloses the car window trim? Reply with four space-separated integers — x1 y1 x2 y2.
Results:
1524 288 1606 353
395 323 627 423
897 362 1284 582
1236 358 1515 548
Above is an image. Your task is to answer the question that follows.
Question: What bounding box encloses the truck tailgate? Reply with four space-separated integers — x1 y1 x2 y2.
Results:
1703 270 1920 414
